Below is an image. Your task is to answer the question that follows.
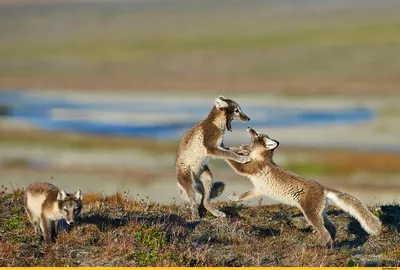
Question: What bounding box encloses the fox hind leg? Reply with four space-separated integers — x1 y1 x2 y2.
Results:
25 208 40 236
301 200 334 249
323 200 337 240
323 214 336 240
199 167 226 218
177 171 201 221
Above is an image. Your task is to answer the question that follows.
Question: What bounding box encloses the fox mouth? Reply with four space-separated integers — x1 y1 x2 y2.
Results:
239 127 255 149
227 115 250 132
226 118 233 132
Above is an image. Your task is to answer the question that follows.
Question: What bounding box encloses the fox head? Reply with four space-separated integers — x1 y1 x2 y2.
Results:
57 190 83 225
214 95 250 132
240 127 279 158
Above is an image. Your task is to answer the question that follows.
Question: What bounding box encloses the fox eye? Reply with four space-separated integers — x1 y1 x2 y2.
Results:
235 109 239 113
63 208 68 212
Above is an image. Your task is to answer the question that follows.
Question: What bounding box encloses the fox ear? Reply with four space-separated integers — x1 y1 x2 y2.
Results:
57 190 67 201
264 137 279 150
218 95 226 100
74 189 83 201
214 97 228 109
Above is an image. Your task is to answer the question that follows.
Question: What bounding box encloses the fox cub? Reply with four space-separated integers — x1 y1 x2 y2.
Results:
176 96 252 220
24 182 83 244
226 128 381 248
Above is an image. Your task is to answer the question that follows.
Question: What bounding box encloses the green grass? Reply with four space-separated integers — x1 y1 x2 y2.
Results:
1 26 400 78
1 214 26 231
285 162 336 176
2 21 400 58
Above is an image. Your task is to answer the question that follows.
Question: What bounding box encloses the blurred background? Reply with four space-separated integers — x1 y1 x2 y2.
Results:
0 0 399 206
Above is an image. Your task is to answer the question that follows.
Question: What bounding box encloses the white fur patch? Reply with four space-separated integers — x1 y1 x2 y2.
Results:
326 191 380 235
248 174 299 207
26 193 46 220
214 97 228 109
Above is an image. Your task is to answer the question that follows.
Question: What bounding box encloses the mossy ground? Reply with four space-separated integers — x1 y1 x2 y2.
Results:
0 188 399 267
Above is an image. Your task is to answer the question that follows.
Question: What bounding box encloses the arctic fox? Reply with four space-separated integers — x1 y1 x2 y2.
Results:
226 128 381 248
24 182 83 244
176 96 252 220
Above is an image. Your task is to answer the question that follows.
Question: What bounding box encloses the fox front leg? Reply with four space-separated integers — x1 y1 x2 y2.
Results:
229 189 261 202
40 215 53 244
208 146 252 163
228 146 250 156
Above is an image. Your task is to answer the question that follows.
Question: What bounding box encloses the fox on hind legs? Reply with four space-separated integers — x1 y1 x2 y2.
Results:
175 96 252 220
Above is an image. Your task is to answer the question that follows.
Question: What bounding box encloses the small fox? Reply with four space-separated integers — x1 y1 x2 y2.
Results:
23 182 83 244
176 96 252 220
226 128 381 248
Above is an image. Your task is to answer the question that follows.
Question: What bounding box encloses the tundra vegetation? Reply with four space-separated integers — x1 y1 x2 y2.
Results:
0 186 399 267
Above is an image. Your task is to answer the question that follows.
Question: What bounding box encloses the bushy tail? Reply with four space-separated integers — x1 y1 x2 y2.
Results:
209 181 225 199
326 189 381 235
177 181 225 202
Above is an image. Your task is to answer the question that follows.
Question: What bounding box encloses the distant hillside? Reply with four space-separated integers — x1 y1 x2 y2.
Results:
0 0 399 93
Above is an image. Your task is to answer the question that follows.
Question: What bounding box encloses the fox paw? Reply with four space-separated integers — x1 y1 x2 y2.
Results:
217 212 227 218
228 195 240 202
239 156 252 164
229 147 241 153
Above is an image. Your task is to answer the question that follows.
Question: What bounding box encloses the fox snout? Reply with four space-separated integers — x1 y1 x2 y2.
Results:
64 214 78 225
240 113 250 122
247 127 257 137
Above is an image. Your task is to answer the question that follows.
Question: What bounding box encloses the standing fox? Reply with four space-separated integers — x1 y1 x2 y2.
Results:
176 96 252 220
24 182 83 244
226 128 381 248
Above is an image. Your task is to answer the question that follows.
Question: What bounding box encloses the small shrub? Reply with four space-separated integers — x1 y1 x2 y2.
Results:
8 234 30 244
132 225 168 266
1 214 26 231
134 226 166 250
346 259 359 267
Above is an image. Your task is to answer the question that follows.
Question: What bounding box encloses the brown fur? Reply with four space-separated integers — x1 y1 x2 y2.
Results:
226 128 381 248
175 96 251 220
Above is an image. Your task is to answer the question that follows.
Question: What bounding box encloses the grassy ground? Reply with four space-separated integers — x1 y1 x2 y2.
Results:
0 0 399 94
0 188 399 267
